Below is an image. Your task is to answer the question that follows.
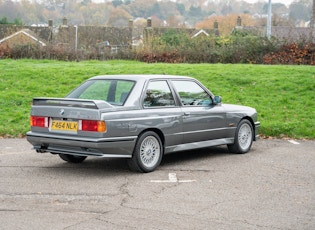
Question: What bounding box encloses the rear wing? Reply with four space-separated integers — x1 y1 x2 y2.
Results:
32 98 113 109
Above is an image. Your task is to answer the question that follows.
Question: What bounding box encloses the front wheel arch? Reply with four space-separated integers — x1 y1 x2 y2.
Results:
228 119 254 154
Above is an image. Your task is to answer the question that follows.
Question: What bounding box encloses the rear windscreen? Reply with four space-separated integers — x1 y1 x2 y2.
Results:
67 79 135 106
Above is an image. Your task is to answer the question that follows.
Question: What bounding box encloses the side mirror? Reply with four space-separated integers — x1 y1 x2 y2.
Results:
213 96 222 105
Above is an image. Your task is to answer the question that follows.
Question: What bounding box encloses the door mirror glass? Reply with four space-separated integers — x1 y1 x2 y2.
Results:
213 96 222 104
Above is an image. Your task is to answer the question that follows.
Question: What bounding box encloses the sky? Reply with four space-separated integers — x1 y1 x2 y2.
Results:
89 0 296 6
243 0 294 6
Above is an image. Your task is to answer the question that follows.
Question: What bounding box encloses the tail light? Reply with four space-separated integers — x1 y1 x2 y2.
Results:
30 116 49 128
79 120 106 132
30 116 106 132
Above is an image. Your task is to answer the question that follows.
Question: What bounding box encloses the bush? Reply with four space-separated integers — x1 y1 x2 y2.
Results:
0 44 10 58
134 34 278 64
5 43 134 61
263 43 315 65
221 35 277 64
9 43 44 59
137 49 183 63
2 35 314 65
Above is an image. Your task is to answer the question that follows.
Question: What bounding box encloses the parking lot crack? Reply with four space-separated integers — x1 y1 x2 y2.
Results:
119 177 132 207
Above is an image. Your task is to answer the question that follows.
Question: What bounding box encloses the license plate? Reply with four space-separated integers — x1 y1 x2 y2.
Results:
51 120 78 132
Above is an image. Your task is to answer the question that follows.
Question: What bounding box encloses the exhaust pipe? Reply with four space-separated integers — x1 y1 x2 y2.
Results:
36 149 47 153
34 145 47 153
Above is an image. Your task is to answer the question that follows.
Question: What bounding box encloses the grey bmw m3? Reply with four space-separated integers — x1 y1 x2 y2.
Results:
27 75 260 172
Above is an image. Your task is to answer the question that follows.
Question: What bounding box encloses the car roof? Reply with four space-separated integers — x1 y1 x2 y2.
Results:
89 74 195 81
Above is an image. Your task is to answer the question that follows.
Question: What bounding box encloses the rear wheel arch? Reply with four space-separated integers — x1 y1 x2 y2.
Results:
128 129 164 173
138 128 165 149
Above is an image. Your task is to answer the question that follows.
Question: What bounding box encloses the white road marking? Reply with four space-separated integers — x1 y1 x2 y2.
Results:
150 173 196 183
168 173 177 182
288 140 300 145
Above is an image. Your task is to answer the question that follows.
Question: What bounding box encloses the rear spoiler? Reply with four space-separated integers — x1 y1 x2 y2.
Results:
32 98 113 109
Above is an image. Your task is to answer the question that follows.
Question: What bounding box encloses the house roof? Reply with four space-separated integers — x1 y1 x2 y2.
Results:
233 26 315 43
191 29 209 38
0 29 47 46
146 27 216 38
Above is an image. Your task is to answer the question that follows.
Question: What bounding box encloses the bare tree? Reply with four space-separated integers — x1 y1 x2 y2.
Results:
311 0 315 28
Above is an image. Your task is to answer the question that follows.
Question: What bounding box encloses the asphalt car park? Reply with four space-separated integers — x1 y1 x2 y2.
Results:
0 138 314 229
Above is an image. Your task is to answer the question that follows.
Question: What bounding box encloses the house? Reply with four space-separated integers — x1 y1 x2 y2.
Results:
232 17 315 43
51 18 133 52
0 29 47 48
143 18 218 46
0 18 133 52
132 35 143 47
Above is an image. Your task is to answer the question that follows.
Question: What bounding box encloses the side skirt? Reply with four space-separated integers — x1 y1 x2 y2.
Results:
164 138 234 154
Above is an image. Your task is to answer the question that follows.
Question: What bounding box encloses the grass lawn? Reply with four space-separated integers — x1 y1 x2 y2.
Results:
0 59 314 139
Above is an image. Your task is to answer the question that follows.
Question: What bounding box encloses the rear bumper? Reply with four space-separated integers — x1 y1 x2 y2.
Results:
26 131 137 158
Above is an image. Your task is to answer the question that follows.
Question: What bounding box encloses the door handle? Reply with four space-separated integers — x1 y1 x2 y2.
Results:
184 112 190 116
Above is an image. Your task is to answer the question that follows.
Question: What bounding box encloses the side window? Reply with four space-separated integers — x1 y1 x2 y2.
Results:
172 80 211 106
143 81 175 107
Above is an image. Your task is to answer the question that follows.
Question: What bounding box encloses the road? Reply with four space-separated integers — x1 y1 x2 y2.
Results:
0 138 314 230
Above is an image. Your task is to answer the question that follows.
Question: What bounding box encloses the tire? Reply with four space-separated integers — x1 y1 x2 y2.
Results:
58 154 87 163
228 119 253 154
128 131 163 173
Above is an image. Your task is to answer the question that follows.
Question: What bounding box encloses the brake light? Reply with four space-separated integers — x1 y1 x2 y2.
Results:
30 116 49 128
79 120 106 132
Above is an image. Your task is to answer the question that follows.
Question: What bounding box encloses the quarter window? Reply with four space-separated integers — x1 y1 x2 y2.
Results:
172 80 211 106
143 81 175 107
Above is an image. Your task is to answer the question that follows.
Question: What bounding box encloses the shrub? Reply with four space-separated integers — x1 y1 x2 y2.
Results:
2 34 314 65
9 43 44 59
0 44 10 58
223 35 277 64
263 43 315 65
135 34 278 64
5 43 134 61
137 49 183 63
